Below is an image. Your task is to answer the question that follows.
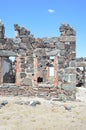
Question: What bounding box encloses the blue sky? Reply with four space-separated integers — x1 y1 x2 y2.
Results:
0 0 86 58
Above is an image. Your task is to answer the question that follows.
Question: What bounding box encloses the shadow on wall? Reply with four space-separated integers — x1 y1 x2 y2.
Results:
37 77 43 83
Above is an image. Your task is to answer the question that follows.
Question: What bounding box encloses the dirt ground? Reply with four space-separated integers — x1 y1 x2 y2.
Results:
0 87 86 130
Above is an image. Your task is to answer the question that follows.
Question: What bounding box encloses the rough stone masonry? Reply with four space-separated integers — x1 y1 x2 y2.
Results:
0 20 83 100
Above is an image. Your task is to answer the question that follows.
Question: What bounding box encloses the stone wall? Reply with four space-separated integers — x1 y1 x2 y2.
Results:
42 24 76 96
0 21 77 100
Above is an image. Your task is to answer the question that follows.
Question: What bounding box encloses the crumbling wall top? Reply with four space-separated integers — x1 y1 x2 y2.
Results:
14 24 30 38
0 19 5 38
59 24 76 36
0 19 3 25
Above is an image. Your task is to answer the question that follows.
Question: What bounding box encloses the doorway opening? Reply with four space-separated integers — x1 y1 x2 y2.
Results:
76 67 85 87
3 56 16 83
48 56 54 82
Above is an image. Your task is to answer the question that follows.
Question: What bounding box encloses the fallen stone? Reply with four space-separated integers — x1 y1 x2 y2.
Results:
29 101 37 106
64 104 72 111
29 100 41 106
1 100 8 106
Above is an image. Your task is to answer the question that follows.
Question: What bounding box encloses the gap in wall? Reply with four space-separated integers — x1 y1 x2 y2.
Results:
3 56 16 83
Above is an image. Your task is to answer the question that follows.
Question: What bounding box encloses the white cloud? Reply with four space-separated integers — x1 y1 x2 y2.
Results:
48 9 55 13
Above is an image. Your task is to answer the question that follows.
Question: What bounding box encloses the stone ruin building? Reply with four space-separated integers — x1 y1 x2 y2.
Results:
0 20 86 100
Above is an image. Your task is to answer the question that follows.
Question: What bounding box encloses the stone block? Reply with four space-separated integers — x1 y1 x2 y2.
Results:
58 73 63 81
21 69 25 72
21 78 32 86
62 83 75 91
65 44 70 51
58 57 65 64
21 37 35 43
4 41 13 50
0 50 16 56
56 42 65 50
18 49 26 55
63 74 69 82
60 50 66 56
19 42 27 49
13 38 21 44
0 39 5 44
21 37 29 43
21 63 26 68
26 68 34 73
20 73 27 78
70 52 76 60
21 58 25 63
0 43 3 49
69 74 76 83
69 60 76 67
58 64 64 69
13 44 20 50
59 36 76 42
70 42 76 51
